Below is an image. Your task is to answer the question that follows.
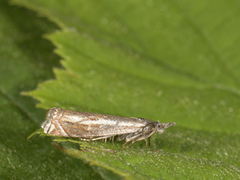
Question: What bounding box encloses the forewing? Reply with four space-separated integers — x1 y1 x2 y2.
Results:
58 110 151 137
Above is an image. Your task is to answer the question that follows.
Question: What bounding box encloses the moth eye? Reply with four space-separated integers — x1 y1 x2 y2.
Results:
157 123 165 134
157 123 163 129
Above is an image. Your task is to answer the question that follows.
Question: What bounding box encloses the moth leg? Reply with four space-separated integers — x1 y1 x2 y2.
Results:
141 137 148 149
127 135 149 149
79 136 113 141
122 132 142 150
117 134 129 141
123 141 131 150
123 132 144 149
79 137 91 141
131 136 152 150
127 129 155 149
128 136 150 149
136 136 155 151
122 123 157 150
111 136 115 142
128 140 137 149
147 136 153 150
123 136 147 150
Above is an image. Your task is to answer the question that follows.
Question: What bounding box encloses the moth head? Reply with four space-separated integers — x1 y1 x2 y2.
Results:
156 122 176 134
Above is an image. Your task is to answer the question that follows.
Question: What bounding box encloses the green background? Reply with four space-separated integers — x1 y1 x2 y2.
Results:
0 0 239 179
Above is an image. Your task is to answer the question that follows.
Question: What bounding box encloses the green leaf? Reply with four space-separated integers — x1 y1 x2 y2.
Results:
8 0 240 179
0 0 102 179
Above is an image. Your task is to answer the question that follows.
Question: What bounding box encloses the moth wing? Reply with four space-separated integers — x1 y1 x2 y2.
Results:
59 112 151 137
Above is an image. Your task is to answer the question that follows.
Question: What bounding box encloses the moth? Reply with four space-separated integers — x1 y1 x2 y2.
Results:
41 107 176 149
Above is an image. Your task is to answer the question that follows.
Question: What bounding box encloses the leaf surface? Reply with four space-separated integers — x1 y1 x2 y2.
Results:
8 0 240 179
0 0 102 179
